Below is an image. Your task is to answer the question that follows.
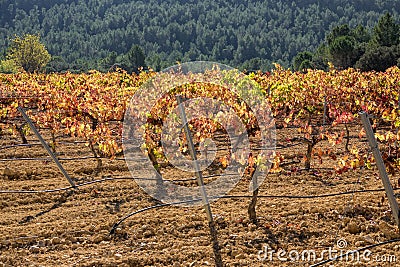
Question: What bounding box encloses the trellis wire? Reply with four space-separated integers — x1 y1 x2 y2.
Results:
0 142 301 161
109 187 399 234
0 174 391 197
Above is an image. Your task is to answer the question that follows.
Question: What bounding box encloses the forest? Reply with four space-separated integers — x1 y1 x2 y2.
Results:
0 0 400 72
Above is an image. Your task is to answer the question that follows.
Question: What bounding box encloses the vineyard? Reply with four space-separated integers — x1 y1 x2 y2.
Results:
1 65 400 266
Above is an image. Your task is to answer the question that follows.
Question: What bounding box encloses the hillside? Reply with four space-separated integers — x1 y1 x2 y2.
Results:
0 0 400 71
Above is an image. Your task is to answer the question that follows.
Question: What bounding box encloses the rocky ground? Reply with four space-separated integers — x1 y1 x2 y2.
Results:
1 124 400 266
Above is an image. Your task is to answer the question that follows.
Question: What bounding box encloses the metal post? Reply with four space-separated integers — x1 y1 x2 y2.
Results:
360 111 400 228
18 107 77 189
176 95 223 267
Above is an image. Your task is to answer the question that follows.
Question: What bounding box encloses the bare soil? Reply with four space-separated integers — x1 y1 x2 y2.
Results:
1 124 400 267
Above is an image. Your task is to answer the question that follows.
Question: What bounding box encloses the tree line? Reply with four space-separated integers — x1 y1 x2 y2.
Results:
294 13 400 71
0 0 399 72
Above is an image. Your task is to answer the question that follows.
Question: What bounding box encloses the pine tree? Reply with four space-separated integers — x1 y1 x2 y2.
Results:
371 13 400 47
